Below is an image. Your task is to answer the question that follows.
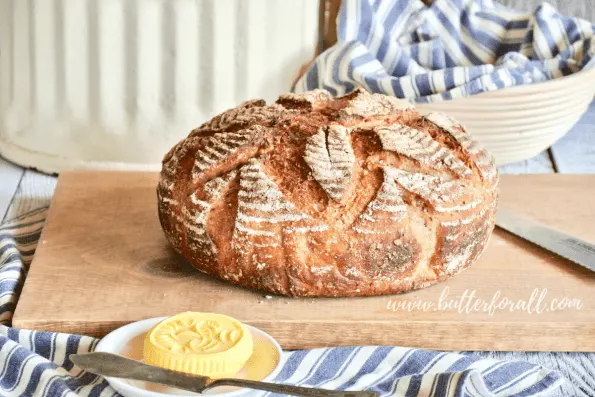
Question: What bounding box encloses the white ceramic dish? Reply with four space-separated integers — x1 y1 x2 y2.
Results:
94 317 284 397
417 67 595 165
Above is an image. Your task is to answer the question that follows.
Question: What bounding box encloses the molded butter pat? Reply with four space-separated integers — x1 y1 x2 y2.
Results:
143 312 253 378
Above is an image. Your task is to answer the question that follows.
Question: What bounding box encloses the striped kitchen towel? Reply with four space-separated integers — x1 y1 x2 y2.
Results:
295 0 595 102
0 209 570 397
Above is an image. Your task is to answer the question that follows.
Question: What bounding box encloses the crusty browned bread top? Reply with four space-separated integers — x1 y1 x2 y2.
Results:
158 89 498 297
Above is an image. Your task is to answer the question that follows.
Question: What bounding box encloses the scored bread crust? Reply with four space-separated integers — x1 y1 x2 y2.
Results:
157 89 499 297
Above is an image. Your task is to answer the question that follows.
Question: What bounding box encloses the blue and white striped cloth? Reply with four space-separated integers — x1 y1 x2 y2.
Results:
0 209 580 397
295 0 595 102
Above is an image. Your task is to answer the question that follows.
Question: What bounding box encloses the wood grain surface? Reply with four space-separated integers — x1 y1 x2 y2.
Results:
11 171 595 351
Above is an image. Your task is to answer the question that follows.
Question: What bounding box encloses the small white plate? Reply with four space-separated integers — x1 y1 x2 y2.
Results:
95 317 284 397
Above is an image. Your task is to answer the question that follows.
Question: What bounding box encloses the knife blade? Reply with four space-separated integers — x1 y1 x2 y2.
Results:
71 352 210 393
71 352 378 397
496 207 595 273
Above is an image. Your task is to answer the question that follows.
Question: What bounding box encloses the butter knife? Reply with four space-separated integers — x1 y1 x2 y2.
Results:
496 207 595 273
70 352 378 397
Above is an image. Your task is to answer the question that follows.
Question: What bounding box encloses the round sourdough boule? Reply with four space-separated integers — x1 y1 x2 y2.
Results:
157 89 499 297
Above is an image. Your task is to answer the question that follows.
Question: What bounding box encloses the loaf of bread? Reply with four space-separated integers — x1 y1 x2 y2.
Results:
157 89 498 297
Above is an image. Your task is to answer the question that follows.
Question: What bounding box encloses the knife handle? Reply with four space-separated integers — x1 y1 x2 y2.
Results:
208 378 378 397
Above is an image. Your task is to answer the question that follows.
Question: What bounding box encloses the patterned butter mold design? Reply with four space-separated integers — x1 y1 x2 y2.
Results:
151 319 242 354
144 313 253 378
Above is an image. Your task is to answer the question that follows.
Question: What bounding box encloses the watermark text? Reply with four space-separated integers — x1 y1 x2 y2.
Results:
386 287 583 315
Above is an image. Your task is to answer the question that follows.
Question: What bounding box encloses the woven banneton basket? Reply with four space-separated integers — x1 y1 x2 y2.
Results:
318 0 595 165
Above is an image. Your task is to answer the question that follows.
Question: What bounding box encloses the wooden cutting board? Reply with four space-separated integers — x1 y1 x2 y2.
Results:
13 171 595 351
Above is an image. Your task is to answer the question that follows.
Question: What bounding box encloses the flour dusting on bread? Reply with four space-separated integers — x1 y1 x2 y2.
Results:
158 89 499 297
304 125 355 201
375 125 471 177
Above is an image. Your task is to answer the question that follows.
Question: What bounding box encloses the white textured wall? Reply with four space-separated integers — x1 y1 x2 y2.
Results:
499 0 595 21
0 0 319 169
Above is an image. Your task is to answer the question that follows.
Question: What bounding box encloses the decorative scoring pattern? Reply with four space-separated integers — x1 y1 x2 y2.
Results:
194 100 283 133
338 90 413 119
375 125 471 177
183 170 237 260
234 158 327 248
353 168 408 235
158 88 499 296
425 112 498 181
191 126 266 180
392 169 482 213
304 125 356 201
277 89 333 108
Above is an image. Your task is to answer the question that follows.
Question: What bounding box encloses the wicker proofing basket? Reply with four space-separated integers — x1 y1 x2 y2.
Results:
416 67 595 165
0 0 319 173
